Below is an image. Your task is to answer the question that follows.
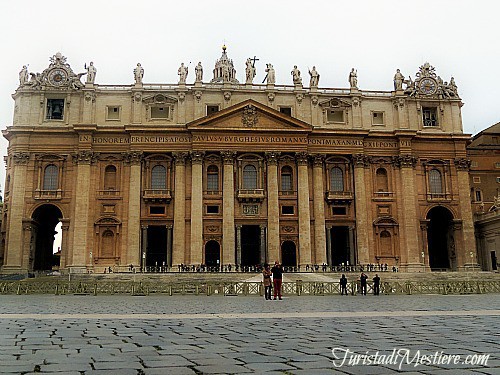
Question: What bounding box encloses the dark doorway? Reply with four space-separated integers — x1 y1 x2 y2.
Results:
241 225 260 266
491 251 497 271
205 240 220 267
32 204 63 271
146 226 167 268
331 226 350 266
427 206 454 270
281 241 297 267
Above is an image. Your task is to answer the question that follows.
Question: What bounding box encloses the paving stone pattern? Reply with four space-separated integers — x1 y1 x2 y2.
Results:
0 294 498 374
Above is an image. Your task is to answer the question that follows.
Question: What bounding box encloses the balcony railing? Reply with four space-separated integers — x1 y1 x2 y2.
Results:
279 190 297 197
237 189 265 202
373 191 394 199
204 190 222 196
143 189 172 202
97 189 121 198
34 189 63 200
427 193 451 202
325 190 353 202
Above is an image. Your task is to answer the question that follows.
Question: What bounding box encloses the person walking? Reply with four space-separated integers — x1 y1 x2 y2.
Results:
340 274 348 295
360 272 368 295
271 261 283 300
373 274 380 295
262 263 272 300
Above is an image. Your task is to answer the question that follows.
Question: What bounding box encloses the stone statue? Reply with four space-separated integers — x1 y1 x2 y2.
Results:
222 63 230 82
134 63 144 84
245 58 256 84
85 62 97 84
178 63 188 84
449 77 458 94
393 69 404 91
291 65 302 85
349 68 358 89
265 63 275 84
19 65 29 86
494 195 500 209
195 62 203 82
309 66 320 87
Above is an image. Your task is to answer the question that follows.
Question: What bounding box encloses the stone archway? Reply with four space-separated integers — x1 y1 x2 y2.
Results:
427 206 455 270
281 240 297 267
31 204 63 271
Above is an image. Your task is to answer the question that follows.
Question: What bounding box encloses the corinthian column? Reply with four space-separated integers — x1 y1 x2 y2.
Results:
266 152 280 263
221 151 236 266
296 152 311 266
190 151 205 264
353 154 370 265
125 151 143 268
312 154 327 264
172 152 187 266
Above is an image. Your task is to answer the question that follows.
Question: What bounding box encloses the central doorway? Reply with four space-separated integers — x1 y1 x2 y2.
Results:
281 241 297 267
331 226 350 266
427 206 454 270
32 204 63 271
205 240 220 267
146 226 167 268
241 225 260 266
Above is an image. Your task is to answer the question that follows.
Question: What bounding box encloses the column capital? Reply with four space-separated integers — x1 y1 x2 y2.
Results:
173 151 189 165
295 151 309 165
352 153 371 168
420 219 430 231
454 157 471 171
265 151 281 165
236 224 243 230
13 152 30 165
311 154 325 167
71 150 99 165
122 151 143 165
190 150 205 164
392 154 418 169
221 150 237 164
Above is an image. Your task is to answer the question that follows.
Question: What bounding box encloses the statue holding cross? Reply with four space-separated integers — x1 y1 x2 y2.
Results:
245 56 258 84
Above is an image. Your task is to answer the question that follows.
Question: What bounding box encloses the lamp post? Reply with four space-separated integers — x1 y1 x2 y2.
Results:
142 252 146 273
470 251 474 271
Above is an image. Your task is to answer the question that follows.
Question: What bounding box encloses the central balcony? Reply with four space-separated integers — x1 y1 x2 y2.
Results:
237 188 265 202
34 189 63 200
325 190 353 204
143 189 172 203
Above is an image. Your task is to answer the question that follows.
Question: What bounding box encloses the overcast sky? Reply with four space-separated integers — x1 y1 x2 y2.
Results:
0 0 498 189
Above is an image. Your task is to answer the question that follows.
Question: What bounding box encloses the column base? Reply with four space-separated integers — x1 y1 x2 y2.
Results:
0 265 29 275
400 263 429 272
461 263 481 271
68 266 88 274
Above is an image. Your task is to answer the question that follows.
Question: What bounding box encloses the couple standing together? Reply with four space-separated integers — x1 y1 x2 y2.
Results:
262 261 283 300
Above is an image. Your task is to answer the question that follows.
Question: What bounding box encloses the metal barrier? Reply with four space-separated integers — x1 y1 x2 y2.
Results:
0 280 499 296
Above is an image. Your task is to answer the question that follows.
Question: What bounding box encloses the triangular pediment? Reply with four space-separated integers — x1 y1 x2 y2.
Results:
187 99 311 132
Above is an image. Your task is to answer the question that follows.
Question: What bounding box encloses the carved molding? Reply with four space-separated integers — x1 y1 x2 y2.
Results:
122 151 143 165
296 93 304 104
224 91 232 101
194 90 202 102
393 154 418 169
454 158 471 171
282 225 295 233
352 154 371 168
190 150 205 164
265 151 281 165
295 151 309 165
267 92 275 102
173 151 189 165
13 152 30 165
311 154 325 167
242 104 258 127
72 150 99 165
221 150 237 164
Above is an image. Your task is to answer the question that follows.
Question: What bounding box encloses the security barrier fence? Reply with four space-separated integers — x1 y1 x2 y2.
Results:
1 279 499 296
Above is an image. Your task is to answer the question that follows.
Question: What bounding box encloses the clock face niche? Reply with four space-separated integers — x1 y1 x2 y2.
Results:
418 77 437 95
48 68 68 86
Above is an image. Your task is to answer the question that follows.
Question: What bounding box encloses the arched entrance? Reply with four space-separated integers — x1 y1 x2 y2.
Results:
31 204 63 271
281 241 297 267
205 240 220 267
427 206 455 270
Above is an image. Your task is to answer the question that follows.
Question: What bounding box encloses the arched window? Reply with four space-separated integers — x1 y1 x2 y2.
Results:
43 164 58 190
101 230 114 257
207 165 219 191
376 168 389 192
429 169 443 194
104 165 117 190
151 165 166 189
330 167 344 191
380 230 392 257
281 166 293 191
243 164 257 189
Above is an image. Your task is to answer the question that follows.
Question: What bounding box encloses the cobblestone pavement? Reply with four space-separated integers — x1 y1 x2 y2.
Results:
0 294 498 374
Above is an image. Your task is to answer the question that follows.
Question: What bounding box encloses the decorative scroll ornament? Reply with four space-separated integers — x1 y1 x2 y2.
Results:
72 150 99 164
352 154 371 168
122 151 143 165
13 152 30 165
392 154 418 169
265 151 281 165
312 154 325 167
190 150 205 164
242 104 258 127
454 158 471 171
172 151 189 165
221 150 237 164
295 151 309 165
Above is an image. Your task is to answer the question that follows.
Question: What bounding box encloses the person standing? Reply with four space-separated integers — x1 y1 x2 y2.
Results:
360 272 368 295
373 274 380 295
340 274 348 296
262 263 272 300
271 261 283 300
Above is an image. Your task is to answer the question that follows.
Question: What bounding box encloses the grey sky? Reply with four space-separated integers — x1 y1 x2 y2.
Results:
0 0 498 188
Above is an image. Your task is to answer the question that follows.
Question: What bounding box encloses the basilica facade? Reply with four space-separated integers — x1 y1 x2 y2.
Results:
0 49 477 273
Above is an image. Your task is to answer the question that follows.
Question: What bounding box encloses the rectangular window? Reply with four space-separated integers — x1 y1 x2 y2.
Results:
207 174 218 191
46 99 64 120
206 205 220 214
150 206 165 215
422 107 438 127
151 106 169 119
327 110 344 123
372 111 384 125
207 105 220 115
281 206 294 215
332 206 347 215
473 176 481 184
281 174 292 191
279 107 292 116
475 190 482 202
470 161 478 168
106 106 120 120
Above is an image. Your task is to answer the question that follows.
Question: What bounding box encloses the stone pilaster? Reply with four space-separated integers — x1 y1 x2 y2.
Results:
312 154 327 264
172 152 187 266
70 151 98 272
124 151 143 268
260 225 267 265
236 225 242 265
353 154 370 265
326 226 332 266
3 152 30 273
454 158 478 268
166 225 173 267
265 152 280 263
221 151 236 266
394 154 422 271
296 152 312 266
190 151 205 264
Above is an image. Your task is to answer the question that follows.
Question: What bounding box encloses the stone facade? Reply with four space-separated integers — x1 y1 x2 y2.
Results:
0 50 478 273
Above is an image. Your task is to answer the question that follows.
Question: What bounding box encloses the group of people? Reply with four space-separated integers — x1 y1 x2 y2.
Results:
262 261 284 300
340 273 381 296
